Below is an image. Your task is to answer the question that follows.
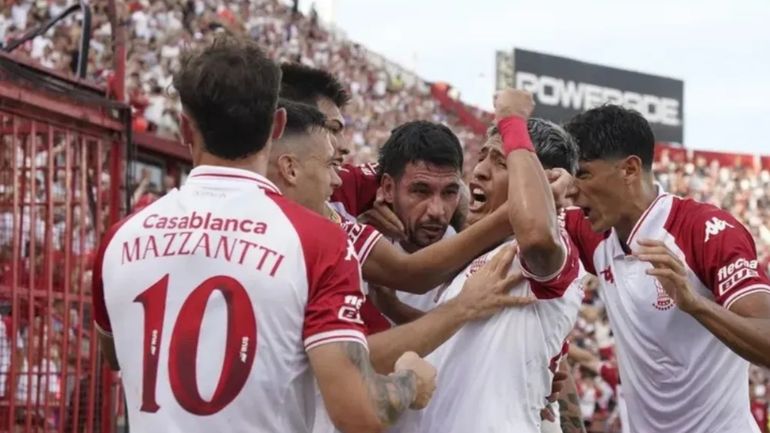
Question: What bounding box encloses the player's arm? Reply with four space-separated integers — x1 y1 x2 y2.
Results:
367 245 532 373
362 203 511 294
637 209 770 368
496 88 564 276
308 343 429 433
97 333 119 371
659 288 770 368
668 288 770 368
368 285 426 325
557 358 587 433
303 228 435 431
567 344 601 375
91 225 120 371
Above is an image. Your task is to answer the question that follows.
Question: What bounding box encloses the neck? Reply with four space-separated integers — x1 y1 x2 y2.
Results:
399 240 420 254
196 151 270 176
615 178 658 243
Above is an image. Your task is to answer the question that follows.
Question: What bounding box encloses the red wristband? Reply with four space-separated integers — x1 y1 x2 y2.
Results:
498 116 534 156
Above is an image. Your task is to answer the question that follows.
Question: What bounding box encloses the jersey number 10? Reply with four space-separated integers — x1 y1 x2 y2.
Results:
134 274 257 415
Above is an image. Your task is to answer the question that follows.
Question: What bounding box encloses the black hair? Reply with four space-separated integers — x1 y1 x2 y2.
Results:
564 104 655 169
278 99 327 136
279 63 350 108
377 121 464 179
487 118 579 174
173 34 281 160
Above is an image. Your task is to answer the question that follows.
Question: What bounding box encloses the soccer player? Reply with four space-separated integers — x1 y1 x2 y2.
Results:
268 100 532 372
560 104 770 432
393 89 586 433
278 62 398 224
91 35 436 433
279 66 522 329
267 100 532 433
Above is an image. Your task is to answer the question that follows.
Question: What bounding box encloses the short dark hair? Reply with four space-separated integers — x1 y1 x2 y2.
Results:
378 121 464 179
279 63 350 108
487 118 579 174
173 34 281 160
564 105 655 169
278 99 327 136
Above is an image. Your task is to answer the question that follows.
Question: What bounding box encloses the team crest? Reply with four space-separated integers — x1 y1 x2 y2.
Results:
466 255 489 277
652 279 675 311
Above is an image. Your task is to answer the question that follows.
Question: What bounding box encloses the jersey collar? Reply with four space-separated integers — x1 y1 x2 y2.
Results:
616 183 670 258
186 165 281 195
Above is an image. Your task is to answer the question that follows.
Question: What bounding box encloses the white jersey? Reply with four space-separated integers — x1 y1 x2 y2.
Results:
563 190 770 433
92 166 368 433
394 226 456 312
391 234 584 433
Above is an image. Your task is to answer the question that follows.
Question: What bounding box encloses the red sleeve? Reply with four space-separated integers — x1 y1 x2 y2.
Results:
519 230 582 300
360 298 392 335
337 215 390 334
561 208 607 275
329 163 380 217
270 194 369 351
672 202 770 309
339 218 383 265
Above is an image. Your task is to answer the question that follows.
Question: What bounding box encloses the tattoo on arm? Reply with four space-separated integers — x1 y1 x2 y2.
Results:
343 342 417 426
558 392 586 433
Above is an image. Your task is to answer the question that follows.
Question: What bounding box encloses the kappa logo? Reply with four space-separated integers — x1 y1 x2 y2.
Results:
600 266 615 284
704 217 734 242
345 241 357 261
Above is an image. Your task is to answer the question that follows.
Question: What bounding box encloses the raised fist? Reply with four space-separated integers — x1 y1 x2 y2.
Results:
494 88 535 122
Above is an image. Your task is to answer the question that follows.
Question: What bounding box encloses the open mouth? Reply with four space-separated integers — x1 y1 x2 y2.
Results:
420 225 445 237
469 184 487 212
581 207 592 220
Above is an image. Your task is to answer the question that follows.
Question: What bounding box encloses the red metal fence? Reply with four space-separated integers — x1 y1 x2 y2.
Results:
0 54 129 433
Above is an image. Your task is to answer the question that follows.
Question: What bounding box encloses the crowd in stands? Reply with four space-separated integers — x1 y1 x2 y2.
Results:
1 0 769 431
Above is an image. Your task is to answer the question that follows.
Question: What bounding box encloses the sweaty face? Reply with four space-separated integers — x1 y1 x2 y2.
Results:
293 130 342 215
467 136 509 227
317 97 350 165
569 159 629 233
386 162 461 250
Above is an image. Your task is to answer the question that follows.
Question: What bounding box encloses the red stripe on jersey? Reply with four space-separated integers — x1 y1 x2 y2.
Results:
723 285 770 310
627 193 669 245
304 329 368 352
522 231 582 299
339 218 383 265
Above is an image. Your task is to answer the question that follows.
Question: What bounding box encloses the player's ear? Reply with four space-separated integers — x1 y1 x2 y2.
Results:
619 155 643 184
380 173 396 205
277 154 299 186
180 112 201 163
271 107 287 141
